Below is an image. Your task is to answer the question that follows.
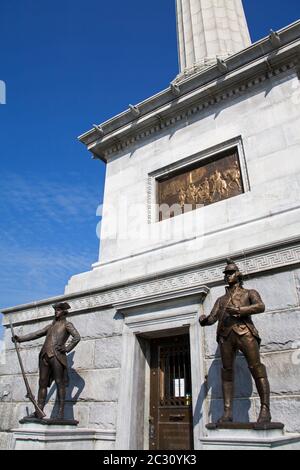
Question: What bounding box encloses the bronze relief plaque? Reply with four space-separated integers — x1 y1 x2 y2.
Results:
157 149 243 220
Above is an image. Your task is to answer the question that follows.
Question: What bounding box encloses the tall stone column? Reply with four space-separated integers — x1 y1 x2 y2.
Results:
176 0 251 76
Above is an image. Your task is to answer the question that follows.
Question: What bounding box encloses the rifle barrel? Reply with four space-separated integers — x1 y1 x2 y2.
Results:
9 316 46 419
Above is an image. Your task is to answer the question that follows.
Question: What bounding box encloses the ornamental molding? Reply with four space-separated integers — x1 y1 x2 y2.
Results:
146 136 250 224
93 51 299 162
113 285 209 313
3 237 300 325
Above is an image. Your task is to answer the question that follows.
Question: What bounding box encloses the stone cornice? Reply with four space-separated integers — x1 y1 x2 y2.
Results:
113 285 209 313
3 236 300 326
79 21 300 163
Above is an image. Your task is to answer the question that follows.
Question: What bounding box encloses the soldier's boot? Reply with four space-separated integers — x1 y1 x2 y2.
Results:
56 385 66 420
37 388 47 412
218 369 234 423
250 364 272 424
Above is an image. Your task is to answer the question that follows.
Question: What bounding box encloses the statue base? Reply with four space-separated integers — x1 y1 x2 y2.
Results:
201 422 300 450
12 421 116 450
206 422 284 431
19 416 79 426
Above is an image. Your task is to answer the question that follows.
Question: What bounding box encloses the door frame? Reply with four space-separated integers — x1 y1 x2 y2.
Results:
114 288 209 450
149 334 194 450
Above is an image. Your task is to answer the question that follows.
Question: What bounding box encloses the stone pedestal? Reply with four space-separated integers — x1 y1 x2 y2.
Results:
201 423 300 450
12 421 116 450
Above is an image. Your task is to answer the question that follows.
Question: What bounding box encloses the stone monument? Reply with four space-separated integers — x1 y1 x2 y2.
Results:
1 1 300 450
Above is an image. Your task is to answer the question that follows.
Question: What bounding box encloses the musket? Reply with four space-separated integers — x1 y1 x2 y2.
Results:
9 316 46 419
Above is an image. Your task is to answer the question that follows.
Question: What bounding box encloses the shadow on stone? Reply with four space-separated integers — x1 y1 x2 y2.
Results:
45 351 85 421
195 346 253 426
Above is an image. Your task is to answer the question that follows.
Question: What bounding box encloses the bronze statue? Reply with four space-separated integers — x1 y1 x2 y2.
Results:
199 259 271 424
12 302 80 421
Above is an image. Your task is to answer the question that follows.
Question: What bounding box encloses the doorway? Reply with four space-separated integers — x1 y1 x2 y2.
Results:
149 334 194 450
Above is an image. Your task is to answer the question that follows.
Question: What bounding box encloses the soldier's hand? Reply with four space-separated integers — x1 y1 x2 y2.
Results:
56 345 66 353
12 335 20 343
199 315 207 326
226 306 240 317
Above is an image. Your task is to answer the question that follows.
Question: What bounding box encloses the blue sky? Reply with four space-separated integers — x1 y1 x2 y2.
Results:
0 1 299 329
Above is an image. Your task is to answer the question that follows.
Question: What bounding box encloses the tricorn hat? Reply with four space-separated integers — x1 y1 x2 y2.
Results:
52 302 71 311
223 258 240 273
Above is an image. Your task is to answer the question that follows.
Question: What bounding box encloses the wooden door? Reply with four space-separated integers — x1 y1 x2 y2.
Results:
149 334 194 450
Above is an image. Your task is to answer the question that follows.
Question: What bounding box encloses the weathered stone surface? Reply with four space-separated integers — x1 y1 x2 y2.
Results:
245 271 299 312
0 349 18 376
88 402 117 429
247 126 287 161
12 403 30 428
12 375 39 402
0 432 13 450
0 347 39 376
269 397 300 433
73 310 123 339
95 440 115 450
262 352 300 395
0 403 30 433
77 369 119 402
0 403 14 431
254 310 300 352
0 376 13 402
293 269 300 304
283 117 300 146
94 337 122 369
69 340 95 371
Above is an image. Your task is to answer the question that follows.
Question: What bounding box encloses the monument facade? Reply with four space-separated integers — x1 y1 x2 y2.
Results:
1 0 300 450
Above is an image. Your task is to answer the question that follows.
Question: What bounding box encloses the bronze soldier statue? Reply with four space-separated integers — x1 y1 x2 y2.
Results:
199 259 271 424
12 302 80 420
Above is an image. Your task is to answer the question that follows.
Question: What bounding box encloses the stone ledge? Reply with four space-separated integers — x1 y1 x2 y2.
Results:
201 426 300 450
3 236 300 326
